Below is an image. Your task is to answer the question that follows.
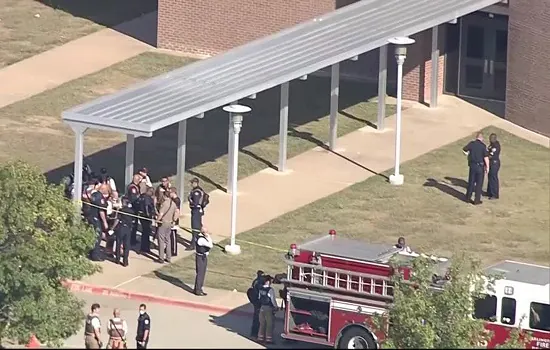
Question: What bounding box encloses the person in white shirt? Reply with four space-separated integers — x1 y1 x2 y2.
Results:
194 227 213 296
107 308 128 349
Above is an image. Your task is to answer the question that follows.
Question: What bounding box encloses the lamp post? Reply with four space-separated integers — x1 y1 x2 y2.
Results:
222 104 251 255
388 36 415 186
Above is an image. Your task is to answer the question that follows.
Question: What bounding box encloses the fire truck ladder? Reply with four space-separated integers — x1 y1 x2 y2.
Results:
283 260 394 301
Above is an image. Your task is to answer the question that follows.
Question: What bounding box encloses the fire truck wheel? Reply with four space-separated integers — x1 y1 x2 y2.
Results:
337 327 377 349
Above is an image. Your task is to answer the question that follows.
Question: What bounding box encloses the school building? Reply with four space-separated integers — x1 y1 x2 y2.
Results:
156 0 550 136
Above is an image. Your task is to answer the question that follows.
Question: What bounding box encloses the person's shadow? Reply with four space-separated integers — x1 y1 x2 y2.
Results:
423 177 467 202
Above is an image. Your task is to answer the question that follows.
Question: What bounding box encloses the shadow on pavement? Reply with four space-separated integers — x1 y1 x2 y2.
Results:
37 0 158 46
153 271 195 294
45 78 382 188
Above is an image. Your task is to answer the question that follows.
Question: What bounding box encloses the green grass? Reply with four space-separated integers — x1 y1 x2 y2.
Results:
154 127 550 293
0 0 157 68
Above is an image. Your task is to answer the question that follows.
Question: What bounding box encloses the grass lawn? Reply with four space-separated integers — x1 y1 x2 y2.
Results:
154 127 550 293
0 0 157 67
0 50 394 193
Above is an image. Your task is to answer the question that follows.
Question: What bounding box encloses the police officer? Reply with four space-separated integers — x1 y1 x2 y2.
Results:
87 184 110 261
187 178 209 250
194 227 213 296
112 197 135 267
257 275 278 344
84 303 102 349
487 133 501 200
127 174 142 246
136 304 151 349
462 132 489 205
249 270 264 337
138 188 156 254
107 308 128 349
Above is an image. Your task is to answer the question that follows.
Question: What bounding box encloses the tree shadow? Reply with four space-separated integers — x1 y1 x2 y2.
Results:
423 178 467 202
37 0 158 46
45 77 382 190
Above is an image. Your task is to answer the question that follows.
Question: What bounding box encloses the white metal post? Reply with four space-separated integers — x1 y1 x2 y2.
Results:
125 134 135 186
377 45 388 130
278 82 290 171
222 104 251 256
176 120 187 194
329 64 339 150
71 125 86 207
388 37 415 186
430 25 440 108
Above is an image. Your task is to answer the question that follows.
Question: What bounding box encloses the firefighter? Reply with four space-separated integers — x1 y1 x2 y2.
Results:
107 308 128 349
257 275 278 344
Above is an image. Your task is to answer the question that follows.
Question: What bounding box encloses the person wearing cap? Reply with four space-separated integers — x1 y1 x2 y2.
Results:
248 270 265 337
138 168 153 194
187 177 209 250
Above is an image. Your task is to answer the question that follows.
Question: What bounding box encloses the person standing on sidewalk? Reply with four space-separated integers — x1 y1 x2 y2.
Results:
187 178 209 250
194 227 213 296
136 304 151 349
257 275 278 344
107 308 128 349
156 191 177 264
84 303 102 349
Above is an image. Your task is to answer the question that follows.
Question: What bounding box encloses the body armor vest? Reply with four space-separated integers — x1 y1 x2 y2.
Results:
259 286 273 306
85 314 99 335
196 236 211 255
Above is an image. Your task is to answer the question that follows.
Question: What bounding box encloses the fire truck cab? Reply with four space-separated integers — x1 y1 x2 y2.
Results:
280 231 550 349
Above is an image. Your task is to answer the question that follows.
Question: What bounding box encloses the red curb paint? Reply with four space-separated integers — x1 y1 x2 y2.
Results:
63 280 253 318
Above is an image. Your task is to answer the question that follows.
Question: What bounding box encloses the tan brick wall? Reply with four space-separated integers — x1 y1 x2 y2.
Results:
158 0 342 56
505 0 550 136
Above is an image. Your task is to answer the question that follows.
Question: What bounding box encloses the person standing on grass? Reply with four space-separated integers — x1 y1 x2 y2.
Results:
462 132 489 205
487 133 501 200
194 227 213 296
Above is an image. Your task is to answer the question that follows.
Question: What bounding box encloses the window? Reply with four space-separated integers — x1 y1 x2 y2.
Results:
474 294 497 322
530 302 550 331
501 297 516 325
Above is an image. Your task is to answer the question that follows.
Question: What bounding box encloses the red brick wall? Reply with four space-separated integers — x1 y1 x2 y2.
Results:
505 0 550 136
158 0 341 56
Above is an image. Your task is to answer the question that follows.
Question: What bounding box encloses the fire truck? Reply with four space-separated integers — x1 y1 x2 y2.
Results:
279 230 550 349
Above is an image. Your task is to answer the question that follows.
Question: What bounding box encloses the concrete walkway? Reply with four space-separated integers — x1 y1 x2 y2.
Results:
77 96 549 305
0 12 156 109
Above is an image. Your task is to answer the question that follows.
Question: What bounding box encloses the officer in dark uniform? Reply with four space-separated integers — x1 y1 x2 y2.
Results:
487 133 501 200
249 270 264 337
111 197 135 267
127 174 142 246
257 275 278 343
187 178 208 250
87 185 110 261
136 304 151 349
138 188 156 254
194 227 213 296
462 132 490 205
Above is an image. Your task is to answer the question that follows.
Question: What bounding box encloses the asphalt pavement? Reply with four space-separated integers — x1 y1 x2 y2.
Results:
66 292 263 349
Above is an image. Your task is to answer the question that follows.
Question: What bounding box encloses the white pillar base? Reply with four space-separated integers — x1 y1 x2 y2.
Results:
389 174 404 186
224 244 241 255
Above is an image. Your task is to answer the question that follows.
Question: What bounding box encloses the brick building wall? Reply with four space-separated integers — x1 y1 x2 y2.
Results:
157 0 444 103
505 0 550 136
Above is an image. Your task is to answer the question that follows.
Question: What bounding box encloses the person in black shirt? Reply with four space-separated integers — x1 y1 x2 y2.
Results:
112 196 135 267
127 174 142 246
462 132 490 205
88 184 110 261
486 133 501 200
187 178 209 250
136 304 151 349
249 270 264 337
138 188 155 254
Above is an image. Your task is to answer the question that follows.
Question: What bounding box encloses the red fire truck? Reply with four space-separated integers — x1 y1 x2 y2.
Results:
280 230 550 349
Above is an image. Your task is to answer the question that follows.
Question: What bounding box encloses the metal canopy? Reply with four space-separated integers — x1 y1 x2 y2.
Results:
62 0 500 136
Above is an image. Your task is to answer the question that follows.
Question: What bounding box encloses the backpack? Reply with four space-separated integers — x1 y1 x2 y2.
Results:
201 192 210 207
247 287 259 306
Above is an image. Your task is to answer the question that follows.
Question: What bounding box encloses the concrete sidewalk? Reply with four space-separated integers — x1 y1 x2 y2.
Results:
0 12 156 109
77 96 549 303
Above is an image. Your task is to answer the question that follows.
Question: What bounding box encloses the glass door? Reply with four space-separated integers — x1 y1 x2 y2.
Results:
489 23 508 101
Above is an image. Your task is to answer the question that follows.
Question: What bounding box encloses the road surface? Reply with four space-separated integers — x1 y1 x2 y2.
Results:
66 292 319 349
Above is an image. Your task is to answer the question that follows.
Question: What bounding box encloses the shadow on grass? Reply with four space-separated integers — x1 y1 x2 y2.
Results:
45 78 387 191
38 0 158 46
423 177 467 202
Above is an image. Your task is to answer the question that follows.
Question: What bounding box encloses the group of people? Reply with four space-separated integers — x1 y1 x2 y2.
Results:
84 303 151 349
462 132 501 205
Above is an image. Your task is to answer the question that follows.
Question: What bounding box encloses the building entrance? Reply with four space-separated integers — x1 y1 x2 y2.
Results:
458 12 508 101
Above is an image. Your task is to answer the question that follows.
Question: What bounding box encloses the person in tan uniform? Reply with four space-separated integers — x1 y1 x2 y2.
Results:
156 191 178 264
84 303 102 349
107 308 128 349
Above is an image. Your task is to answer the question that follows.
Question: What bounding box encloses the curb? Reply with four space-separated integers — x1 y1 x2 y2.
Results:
63 280 254 318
